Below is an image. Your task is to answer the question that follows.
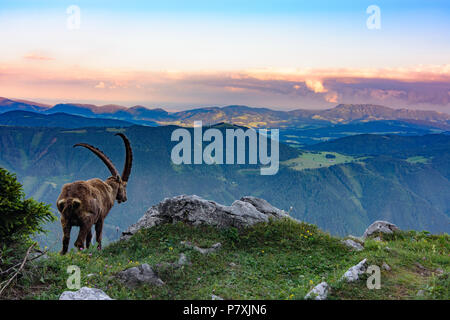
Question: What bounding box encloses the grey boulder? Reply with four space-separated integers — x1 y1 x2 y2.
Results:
363 221 399 239
121 195 291 239
59 287 113 300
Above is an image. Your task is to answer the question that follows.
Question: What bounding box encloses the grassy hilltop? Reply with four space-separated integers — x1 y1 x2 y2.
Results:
8 219 449 300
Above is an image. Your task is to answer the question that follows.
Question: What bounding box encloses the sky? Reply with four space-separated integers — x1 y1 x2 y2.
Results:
0 0 449 111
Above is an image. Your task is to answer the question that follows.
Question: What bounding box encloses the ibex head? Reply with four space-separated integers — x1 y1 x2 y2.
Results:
74 133 133 204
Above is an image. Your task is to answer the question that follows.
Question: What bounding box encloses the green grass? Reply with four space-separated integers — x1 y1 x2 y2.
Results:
405 156 432 164
8 219 447 300
331 231 450 300
106 128 126 133
282 152 358 170
60 129 87 134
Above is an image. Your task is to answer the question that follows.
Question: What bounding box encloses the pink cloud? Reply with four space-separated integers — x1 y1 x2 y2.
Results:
325 92 339 103
23 53 54 61
0 64 449 111
305 80 327 93
95 81 106 89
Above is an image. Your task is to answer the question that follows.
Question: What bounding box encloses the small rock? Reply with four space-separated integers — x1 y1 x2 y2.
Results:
59 287 113 300
86 273 95 278
382 262 391 271
363 221 399 239
414 262 431 276
342 259 368 282
372 236 382 242
211 294 224 300
384 246 392 252
177 253 190 266
229 262 237 267
435 268 444 275
305 282 329 300
341 239 364 251
181 241 222 254
116 264 164 288
417 290 425 297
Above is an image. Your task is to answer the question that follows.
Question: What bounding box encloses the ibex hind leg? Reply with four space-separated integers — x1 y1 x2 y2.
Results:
74 224 90 251
95 219 104 250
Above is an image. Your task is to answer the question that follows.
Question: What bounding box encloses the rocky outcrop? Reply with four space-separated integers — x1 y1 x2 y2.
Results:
305 282 330 300
363 221 399 239
59 287 113 300
121 195 290 240
239 196 288 219
341 239 364 251
116 264 165 288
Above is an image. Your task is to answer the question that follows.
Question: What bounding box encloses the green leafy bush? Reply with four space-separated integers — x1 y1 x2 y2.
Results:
0 167 56 245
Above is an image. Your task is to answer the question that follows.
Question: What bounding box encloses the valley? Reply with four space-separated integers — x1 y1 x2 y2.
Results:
0 123 449 251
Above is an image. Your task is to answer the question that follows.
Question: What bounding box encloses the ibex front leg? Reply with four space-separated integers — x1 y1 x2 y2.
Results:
60 221 72 255
95 219 104 250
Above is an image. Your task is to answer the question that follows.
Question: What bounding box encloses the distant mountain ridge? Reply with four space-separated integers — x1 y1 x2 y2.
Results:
0 110 134 128
305 104 450 122
0 97 50 113
0 110 439 149
1 97 449 129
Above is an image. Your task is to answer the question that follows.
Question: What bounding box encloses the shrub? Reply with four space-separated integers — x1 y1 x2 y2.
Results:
0 167 56 245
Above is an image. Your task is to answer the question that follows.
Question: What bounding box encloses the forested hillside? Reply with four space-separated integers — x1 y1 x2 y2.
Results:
0 125 449 250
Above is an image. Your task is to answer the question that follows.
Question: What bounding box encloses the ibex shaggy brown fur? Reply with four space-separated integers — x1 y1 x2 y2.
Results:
57 133 132 255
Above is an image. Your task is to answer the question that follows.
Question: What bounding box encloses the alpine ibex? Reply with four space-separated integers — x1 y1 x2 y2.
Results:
57 133 132 255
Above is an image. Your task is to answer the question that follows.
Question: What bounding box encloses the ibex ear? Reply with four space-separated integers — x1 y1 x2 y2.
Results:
72 199 81 209
115 175 121 183
57 199 65 212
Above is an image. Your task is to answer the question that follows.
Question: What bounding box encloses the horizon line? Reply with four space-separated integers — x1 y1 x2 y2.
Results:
2 96 450 116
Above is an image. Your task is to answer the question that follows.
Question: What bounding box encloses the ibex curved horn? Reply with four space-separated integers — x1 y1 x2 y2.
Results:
73 143 120 178
115 133 133 182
